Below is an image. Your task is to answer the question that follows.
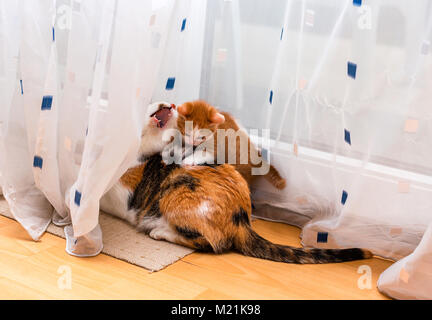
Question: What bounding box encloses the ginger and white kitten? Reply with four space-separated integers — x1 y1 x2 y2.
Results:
177 100 286 189
100 101 373 264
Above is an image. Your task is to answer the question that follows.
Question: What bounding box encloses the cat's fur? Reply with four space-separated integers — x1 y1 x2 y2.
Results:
177 100 286 189
100 101 373 264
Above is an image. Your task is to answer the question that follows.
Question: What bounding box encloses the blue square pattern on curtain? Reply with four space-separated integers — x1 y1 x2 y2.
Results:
317 232 329 243
166 77 176 90
344 129 351 145
41 95 53 110
33 156 43 169
347 62 357 79
74 191 82 206
181 18 187 32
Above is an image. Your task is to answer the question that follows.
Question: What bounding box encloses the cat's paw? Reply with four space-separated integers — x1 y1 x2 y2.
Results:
149 227 179 243
149 228 167 241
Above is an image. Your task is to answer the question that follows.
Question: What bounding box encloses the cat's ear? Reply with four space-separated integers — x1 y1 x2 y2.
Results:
210 112 225 124
177 103 192 116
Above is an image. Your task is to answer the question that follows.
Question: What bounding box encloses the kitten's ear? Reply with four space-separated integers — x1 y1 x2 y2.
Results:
177 103 192 116
210 112 225 124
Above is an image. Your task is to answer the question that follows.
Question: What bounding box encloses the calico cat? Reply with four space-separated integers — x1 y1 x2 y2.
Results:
176 100 286 190
100 101 373 264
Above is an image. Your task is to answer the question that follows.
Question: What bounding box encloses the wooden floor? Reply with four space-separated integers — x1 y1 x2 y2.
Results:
0 215 392 299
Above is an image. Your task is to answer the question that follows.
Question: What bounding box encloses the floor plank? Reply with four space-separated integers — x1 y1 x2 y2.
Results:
0 215 392 299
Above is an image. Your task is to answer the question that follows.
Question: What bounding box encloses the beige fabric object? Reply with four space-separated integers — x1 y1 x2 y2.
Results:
0 197 193 272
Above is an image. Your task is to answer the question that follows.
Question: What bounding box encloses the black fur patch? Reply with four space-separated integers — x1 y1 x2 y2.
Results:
175 226 202 240
232 208 250 226
329 248 366 262
196 163 221 168
276 246 288 259
128 154 179 211
193 242 213 252
309 249 327 262
147 200 161 218
172 175 199 190
212 236 234 254
160 174 199 197
138 154 149 163
291 248 310 262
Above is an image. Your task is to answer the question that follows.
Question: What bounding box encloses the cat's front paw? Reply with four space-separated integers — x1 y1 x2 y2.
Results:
149 229 167 241
149 227 179 243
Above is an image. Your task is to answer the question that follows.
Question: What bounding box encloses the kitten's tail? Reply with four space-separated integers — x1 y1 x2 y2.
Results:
264 164 286 190
234 227 372 264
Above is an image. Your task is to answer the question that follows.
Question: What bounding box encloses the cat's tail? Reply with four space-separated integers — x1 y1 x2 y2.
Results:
234 227 372 264
264 164 286 190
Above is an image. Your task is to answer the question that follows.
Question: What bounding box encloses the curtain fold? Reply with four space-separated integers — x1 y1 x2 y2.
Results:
378 222 432 299
0 0 193 254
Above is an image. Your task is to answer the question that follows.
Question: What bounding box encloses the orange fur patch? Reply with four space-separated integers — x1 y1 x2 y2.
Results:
159 163 252 252
120 165 145 190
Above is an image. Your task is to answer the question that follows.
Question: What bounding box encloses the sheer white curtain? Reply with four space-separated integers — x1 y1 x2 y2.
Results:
0 0 206 256
1 0 431 299
199 0 432 299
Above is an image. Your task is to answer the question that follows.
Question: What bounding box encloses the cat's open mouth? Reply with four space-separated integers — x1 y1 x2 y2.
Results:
150 104 175 128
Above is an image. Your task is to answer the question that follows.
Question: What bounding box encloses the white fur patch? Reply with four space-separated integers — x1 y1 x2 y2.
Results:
100 182 136 225
196 201 211 217
142 216 180 243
